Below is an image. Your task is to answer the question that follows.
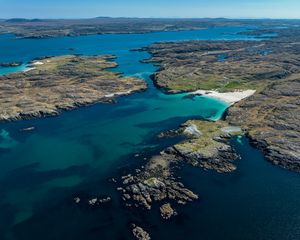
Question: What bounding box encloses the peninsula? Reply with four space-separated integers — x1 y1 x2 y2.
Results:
0 55 147 121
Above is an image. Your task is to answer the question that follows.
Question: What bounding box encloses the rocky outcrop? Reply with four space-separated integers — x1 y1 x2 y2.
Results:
118 151 198 210
117 120 241 215
160 203 176 219
173 120 241 173
73 195 112 206
132 224 151 240
88 196 112 206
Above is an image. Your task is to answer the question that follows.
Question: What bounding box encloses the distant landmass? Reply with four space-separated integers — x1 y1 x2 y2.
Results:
1 17 300 38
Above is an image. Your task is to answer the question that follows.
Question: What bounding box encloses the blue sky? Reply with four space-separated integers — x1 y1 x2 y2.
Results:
1 0 300 19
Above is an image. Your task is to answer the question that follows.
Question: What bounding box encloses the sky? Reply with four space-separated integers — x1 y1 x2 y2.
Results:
0 0 300 19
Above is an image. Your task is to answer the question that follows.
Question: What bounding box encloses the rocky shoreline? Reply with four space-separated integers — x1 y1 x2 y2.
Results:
227 78 300 171
0 62 22 67
107 27 300 237
142 28 300 172
116 119 242 217
0 55 147 122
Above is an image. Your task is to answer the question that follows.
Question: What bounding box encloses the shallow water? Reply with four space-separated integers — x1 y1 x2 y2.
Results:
0 27 299 240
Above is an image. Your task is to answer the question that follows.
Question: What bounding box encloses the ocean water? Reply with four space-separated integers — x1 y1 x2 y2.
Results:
0 65 27 75
0 27 299 240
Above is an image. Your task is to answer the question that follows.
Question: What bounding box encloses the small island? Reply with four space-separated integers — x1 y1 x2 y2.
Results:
0 55 147 121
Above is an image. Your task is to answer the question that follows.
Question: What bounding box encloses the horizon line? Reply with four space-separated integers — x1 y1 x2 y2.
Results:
2 16 300 20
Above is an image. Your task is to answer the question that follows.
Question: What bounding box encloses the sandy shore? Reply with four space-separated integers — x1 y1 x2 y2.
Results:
32 61 44 65
104 90 132 98
191 89 256 105
23 67 35 72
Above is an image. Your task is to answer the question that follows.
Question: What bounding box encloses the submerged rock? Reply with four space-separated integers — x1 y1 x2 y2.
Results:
88 198 98 206
87 196 112 206
0 62 22 67
20 126 35 132
74 197 81 204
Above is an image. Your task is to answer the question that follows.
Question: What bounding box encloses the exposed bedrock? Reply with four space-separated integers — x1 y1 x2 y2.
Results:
227 78 300 171
132 224 151 240
118 120 241 212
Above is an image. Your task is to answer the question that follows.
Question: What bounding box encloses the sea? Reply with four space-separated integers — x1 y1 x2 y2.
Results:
0 26 299 240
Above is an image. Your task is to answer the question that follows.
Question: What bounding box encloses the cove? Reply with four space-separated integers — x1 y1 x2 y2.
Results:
0 27 299 240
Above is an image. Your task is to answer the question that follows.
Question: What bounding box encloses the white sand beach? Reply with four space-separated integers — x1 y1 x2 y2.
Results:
23 67 36 72
105 90 132 98
192 89 256 105
32 61 44 65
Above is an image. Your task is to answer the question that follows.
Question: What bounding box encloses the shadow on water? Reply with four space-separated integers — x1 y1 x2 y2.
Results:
8 137 300 240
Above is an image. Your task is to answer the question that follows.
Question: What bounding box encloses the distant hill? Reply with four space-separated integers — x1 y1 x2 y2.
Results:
5 18 43 23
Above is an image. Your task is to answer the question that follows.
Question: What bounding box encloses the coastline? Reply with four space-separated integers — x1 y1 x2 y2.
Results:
190 89 256 105
0 55 147 122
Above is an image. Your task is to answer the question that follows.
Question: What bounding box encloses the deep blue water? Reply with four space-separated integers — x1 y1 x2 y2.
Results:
0 27 299 240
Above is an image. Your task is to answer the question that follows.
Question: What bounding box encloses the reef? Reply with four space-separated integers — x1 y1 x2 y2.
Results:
0 55 147 121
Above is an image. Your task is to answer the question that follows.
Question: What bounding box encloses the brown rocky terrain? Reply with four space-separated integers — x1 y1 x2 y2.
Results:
132 224 151 240
2 18 299 39
117 120 241 213
143 27 300 171
0 55 147 121
118 150 199 210
227 77 300 171
160 203 176 219
172 120 241 173
145 40 299 93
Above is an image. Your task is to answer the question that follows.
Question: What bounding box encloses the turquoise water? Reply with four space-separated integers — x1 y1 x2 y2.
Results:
0 27 299 240
0 65 27 75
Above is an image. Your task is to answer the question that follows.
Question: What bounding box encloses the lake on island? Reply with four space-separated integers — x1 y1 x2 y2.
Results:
0 27 300 240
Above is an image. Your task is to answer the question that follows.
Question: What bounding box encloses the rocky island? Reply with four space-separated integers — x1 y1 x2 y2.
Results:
0 55 147 121
118 119 242 213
